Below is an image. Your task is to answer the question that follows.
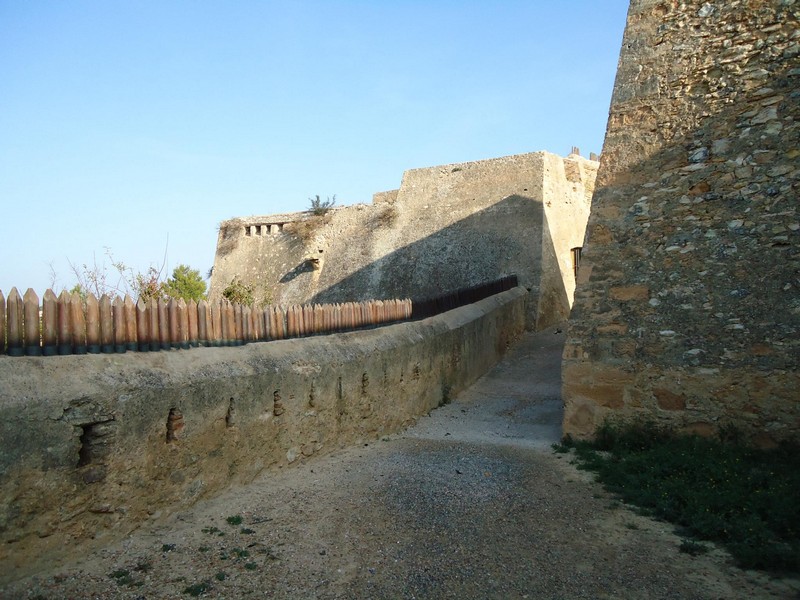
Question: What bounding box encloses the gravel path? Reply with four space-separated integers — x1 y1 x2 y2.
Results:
3 327 797 599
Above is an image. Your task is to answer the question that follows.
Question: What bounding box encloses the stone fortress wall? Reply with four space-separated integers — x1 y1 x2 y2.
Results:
210 151 598 330
0 289 526 582
563 0 799 444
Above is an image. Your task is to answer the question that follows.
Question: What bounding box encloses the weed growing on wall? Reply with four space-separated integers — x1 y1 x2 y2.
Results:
308 194 336 216
222 278 255 307
376 205 398 227
556 422 800 573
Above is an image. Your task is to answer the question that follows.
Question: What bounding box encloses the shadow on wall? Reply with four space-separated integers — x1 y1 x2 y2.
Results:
564 61 799 441
305 194 570 330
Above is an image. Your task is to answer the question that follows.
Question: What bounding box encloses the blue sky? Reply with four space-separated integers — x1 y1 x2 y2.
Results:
0 1 629 296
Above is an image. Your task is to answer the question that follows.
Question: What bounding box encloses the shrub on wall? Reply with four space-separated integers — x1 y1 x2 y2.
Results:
222 277 255 306
308 194 336 216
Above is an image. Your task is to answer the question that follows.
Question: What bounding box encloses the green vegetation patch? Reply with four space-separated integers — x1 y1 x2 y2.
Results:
558 422 800 573
183 581 212 596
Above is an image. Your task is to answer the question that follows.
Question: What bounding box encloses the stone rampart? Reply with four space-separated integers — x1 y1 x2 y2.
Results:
0 287 526 583
210 151 597 330
563 0 799 444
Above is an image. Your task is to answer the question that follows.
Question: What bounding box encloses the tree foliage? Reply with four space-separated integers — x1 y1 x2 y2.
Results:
162 264 207 302
65 247 207 304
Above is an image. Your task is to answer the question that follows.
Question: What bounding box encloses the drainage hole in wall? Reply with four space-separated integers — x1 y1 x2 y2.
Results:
166 408 184 443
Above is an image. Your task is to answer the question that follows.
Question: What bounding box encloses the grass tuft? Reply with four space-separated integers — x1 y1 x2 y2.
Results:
563 422 800 573
183 581 211 596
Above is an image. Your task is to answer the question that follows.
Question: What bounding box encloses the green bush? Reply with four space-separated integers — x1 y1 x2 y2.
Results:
221 278 254 307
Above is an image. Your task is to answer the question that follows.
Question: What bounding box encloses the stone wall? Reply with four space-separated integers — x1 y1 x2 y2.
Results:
563 0 800 444
0 288 526 583
210 151 597 330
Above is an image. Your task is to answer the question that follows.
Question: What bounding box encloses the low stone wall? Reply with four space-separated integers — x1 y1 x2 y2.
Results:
0 287 526 582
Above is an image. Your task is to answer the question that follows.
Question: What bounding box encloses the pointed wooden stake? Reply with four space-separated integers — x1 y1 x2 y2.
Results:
158 298 170 350
70 292 87 354
42 289 57 356
0 290 5 355
99 294 114 353
137 299 150 352
113 296 127 353
148 298 160 352
187 299 198 347
178 298 189 349
124 295 137 351
85 293 100 353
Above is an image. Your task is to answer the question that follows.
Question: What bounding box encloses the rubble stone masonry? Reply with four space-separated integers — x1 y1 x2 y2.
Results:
563 0 799 444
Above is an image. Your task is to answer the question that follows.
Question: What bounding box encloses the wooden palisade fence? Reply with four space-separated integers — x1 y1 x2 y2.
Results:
0 288 412 357
410 275 518 320
0 276 518 357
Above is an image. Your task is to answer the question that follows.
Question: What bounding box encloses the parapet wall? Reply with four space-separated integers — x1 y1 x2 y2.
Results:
563 0 800 443
210 151 597 330
0 287 526 583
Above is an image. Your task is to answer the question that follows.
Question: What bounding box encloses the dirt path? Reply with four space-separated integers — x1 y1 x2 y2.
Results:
4 327 797 599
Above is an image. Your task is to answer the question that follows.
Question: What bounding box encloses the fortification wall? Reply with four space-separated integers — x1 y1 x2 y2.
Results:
563 0 800 444
210 151 597 330
0 287 526 582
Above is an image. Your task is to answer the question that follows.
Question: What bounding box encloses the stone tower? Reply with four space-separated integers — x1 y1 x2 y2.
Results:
563 0 799 444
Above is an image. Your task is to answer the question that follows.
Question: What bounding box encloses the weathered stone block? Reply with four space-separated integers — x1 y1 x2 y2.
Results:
609 286 649 301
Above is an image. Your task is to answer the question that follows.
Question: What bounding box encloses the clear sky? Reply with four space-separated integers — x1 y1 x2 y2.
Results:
0 1 629 296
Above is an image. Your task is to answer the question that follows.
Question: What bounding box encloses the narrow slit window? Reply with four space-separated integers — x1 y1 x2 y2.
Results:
571 247 582 281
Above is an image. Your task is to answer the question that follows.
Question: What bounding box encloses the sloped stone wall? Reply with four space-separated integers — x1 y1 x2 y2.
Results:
563 0 799 444
0 288 526 583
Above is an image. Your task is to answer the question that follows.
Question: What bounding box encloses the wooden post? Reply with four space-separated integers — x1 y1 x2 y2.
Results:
234 303 243 344
313 304 322 335
197 300 209 346
243 306 252 342
266 307 275 340
254 308 264 341
112 296 126 353
70 292 87 354
158 298 170 351
136 299 149 352
156 298 172 350
212 301 223 346
148 298 160 351
197 299 208 346
219 300 229 346
264 306 274 342
0 290 5 355
178 299 189 349
6 288 23 356
284 305 291 338
57 291 72 355
256 307 267 342
167 298 179 349
42 289 58 356
85 293 101 354
219 301 227 345
123 295 137 351
272 307 284 340
22 288 41 356
187 300 198 347
99 294 114 353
